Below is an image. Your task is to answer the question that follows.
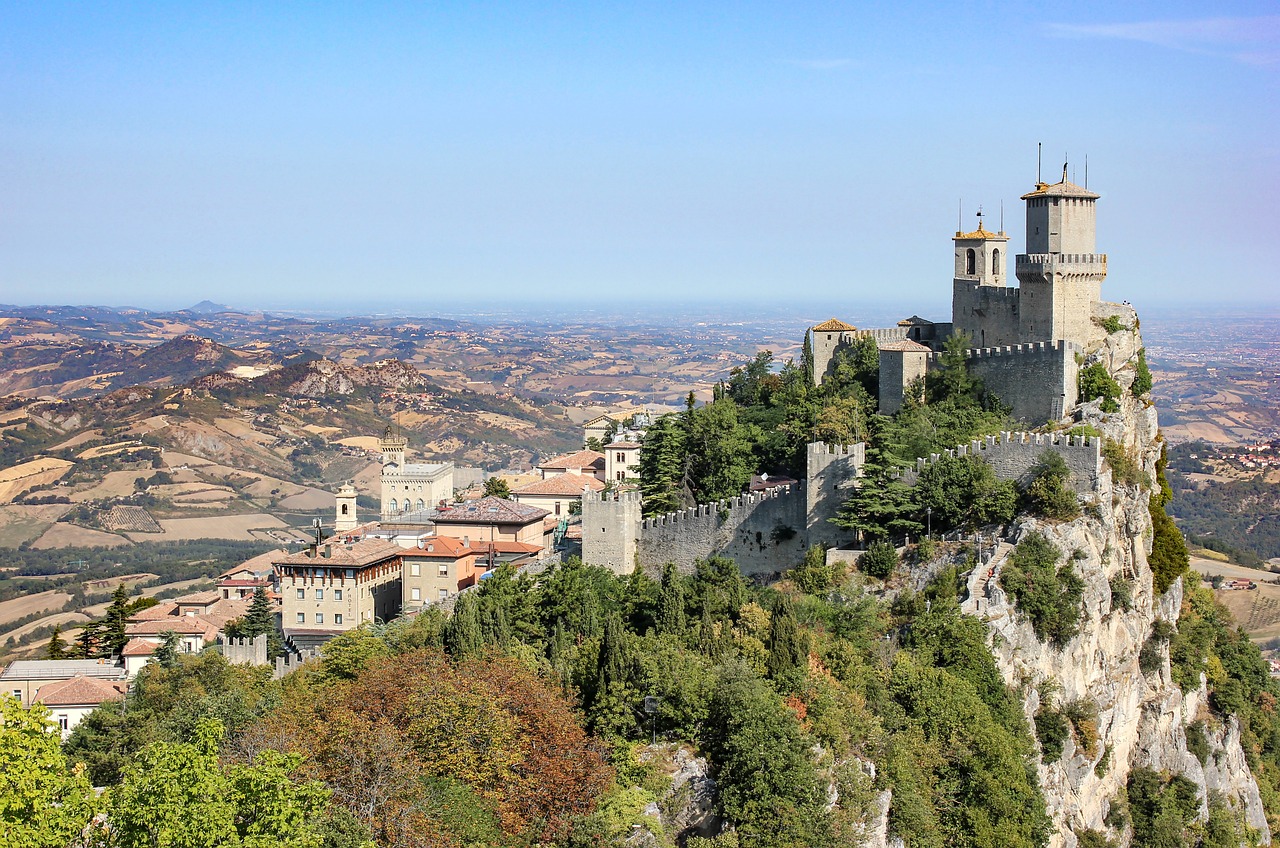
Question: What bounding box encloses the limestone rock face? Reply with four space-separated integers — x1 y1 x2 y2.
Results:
972 318 1270 847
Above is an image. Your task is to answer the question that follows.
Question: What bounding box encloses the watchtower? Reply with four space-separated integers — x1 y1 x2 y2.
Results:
335 484 358 532
379 427 408 470
1015 165 1107 346
950 211 1018 347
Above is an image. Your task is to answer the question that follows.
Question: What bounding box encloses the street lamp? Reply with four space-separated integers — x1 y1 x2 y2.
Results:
925 507 932 539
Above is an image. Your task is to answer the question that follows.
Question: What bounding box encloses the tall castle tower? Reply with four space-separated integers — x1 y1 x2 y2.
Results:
1015 165 1107 345
379 427 408 470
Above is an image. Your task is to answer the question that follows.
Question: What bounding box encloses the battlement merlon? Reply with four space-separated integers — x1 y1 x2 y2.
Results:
893 430 1102 493
1016 253 1108 274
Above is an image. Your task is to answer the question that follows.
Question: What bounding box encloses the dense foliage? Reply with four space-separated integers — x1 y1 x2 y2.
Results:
999 534 1085 646
1149 443 1190 595
1078 363 1121 413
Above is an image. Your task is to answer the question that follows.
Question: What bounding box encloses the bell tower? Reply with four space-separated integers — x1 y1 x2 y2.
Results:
379 426 407 470
335 484 358 532
951 210 1019 348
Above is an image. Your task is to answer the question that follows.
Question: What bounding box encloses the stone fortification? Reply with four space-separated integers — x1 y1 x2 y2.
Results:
948 340 1079 424
811 325 910 384
894 430 1102 494
951 280 1022 348
582 441 863 577
637 485 807 577
805 442 864 548
218 633 268 666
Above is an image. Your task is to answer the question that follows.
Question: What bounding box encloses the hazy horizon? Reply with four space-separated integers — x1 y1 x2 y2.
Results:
3 2 1277 309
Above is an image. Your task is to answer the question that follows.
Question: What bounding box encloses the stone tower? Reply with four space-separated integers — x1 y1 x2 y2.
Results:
1015 166 1107 346
950 214 1017 347
335 484 358 532
379 427 408 470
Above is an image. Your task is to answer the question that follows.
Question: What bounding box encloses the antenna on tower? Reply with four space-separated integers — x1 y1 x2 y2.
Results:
1085 155 1088 188
999 200 1004 233
1037 143 1042 183
957 199 962 233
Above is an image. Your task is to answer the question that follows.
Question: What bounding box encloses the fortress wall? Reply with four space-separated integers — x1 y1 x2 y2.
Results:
805 442 864 549
952 281 1021 347
895 431 1102 494
219 634 268 666
813 326 910 384
931 340 1078 424
637 485 808 577
581 489 641 574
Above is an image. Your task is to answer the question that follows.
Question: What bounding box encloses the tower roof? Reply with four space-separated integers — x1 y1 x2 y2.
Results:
953 220 1009 241
812 318 857 332
1020 178 1099 201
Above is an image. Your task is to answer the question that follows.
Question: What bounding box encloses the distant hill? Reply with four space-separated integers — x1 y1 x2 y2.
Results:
184 300 231 314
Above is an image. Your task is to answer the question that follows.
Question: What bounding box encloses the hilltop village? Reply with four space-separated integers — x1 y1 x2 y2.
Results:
12 169 1280 848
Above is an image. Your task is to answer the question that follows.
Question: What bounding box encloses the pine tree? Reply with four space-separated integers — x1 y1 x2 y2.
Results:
46 624 68 659
656 564 687 636
153 630 182 668
102 585 131 657
242 587 275 637
444 593 483 659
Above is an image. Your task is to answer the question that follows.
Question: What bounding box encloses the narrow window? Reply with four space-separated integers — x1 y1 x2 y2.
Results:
390 498 398 512
966 249 976 275
296 612 305 623
296 588 305 600
334 589 343 601
315 588 323 600
334 614 343 625
992 248 1001 275
315 613 324 624
438 563 449 577
411 587 421 601
340 504 349 515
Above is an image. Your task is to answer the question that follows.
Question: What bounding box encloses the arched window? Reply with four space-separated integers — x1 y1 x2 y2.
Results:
390 498 399 513
966 248 976 275
991 248 1001 275
415 499 425 511
340 504 349 515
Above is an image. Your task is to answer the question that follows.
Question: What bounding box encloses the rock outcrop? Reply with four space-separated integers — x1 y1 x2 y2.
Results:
968 313 1270 847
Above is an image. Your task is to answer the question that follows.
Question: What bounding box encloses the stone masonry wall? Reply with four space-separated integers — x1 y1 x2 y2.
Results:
812 326 910 385
637 485 808 577
895 431 1102 494
932 340 1079 424
952 280 1022 348
581 489 641 574
806 442 863 549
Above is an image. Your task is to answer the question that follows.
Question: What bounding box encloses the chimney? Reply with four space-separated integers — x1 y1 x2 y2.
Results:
322 544 331 559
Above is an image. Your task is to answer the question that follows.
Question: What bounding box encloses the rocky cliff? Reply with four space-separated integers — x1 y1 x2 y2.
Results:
971 309 1270 847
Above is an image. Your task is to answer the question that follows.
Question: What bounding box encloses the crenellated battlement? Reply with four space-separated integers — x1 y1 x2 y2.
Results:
893 430 1102 493
1017 253 1108 270
934 339 1081 362
640 484 796 531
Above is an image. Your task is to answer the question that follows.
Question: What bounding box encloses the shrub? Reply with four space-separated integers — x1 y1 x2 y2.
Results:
860 541 898 579
1131 348 1153 397
1109 575 1133 613
792 545 835 594
1063 698 1100 757
1022 450 1080 521
915 454 1017 532
1098 315 1127 334
1000 534 1084 646
1094 744 1113 777
1034 702 1070 763
1101 440 1146 488
1078 363 1121 412
1185 721 1209 765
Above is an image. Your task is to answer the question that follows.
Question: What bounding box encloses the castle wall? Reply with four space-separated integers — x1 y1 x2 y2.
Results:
895 431 1102 494
581 489 640 574
951 281 1021 347
636 485 808 577
812 327 910 384
877 349 929 415
1016 254 1107 346
930 341 1078 424
805 443 863 549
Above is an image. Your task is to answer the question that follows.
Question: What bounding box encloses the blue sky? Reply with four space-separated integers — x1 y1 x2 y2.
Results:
1 2 1276 312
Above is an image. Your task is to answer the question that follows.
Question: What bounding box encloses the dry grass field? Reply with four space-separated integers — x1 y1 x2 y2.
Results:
69 469 156 502
31 523 131 549
0 590 73 628
126 512 290 542
0 611 91 647
0 504 73 547
0 458 75 503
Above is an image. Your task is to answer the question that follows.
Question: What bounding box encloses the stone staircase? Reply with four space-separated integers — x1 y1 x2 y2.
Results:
963 541 1014 615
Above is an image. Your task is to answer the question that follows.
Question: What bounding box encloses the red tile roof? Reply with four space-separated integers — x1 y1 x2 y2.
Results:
274 538 404 568
36 675 126 707
512 475 606 496
120 637 157 657
401 536 477 559
430 497 549 525
538 450 605 472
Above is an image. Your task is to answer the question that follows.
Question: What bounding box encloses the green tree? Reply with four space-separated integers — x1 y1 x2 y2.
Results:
483 476 512 499
999 534 1084 645
791 544 835 594
656 563 688 636
103 585 132 657
0 696 95 848
766 598 808 682
927 332 978 403
860 540 899 579
1131 348 1153 397
46 624 68 659
686 398 756 503
153 630 183 668
1078 363 1121 412
444 593 483 659
916 454 1017 531
638 414 690 517
1021 450 1081 521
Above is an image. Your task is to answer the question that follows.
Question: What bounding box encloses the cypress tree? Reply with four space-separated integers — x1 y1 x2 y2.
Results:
102 585 130 657
444 593 483 659
656 563 687 636
153 630 182 667
766 598 808 680
242 587 275 637
46 625 67 659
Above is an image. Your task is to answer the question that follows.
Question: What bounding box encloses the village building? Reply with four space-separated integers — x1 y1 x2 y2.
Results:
537 449 606 481
401 536 483 608
33 675 127 738
604 439 642 484
1 658 128 709
274 538 405 649
511 472 605 518
378 429 454 520
217 549 280 600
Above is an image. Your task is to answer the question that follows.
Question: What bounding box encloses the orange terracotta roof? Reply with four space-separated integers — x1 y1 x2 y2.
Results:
513 475 606 496
274 538 404 568
538 450 606 471
604 440 641 450
812 318 857 332
36 675 126 707
125 618 219 637
175 590 221 606
953 220 1008 241
120 637 157 657
401 536 476 559
878 339 932 352
219 549 286 579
